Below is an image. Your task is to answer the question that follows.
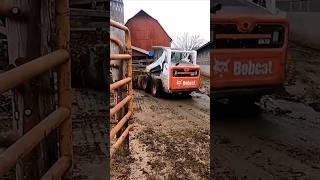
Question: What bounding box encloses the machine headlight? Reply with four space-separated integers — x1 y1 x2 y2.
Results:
191 71 198 76
272 30 280 43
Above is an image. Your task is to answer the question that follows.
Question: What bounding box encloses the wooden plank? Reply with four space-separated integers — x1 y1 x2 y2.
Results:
0 108 70 176
5 0 42 179
38 0 59 176
70 8 108 18
0 26 6 35
70 27 107 31
5 0 59 178
70 0 107 6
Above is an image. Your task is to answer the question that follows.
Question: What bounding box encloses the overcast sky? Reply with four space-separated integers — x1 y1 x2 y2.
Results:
123 0 210 44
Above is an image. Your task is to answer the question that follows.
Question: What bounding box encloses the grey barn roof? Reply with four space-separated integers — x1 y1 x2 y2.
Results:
214 0 271 15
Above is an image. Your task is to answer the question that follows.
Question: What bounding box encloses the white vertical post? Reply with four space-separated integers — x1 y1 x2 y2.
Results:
265 0 276 14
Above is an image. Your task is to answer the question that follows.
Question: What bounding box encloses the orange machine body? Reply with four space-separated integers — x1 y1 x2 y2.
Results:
211 13 289 96
169 66 201 91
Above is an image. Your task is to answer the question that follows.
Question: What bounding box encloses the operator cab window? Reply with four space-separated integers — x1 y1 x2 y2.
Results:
153 49 164 61
171 52 192 64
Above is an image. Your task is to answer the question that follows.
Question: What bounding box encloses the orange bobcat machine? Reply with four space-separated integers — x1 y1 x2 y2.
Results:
211 0 289 104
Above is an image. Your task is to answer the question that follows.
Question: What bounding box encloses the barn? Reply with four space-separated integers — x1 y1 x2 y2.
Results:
125 10 172 60
197 42 210 66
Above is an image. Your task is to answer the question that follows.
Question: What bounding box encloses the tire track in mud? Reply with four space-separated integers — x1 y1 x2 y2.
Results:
214 104 320 179
111 90 210 179
72 89 107 180
214 127 320 179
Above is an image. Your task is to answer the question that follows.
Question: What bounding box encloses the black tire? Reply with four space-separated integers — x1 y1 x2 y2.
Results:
132 76 138 89
137 75 143 89
229 95 261 106
142 76 151 92
182 92 192 98
151 79 162 97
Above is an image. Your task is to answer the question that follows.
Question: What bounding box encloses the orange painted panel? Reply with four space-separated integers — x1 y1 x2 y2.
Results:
169 66 201 90
171 77 201 90
211 14 289 90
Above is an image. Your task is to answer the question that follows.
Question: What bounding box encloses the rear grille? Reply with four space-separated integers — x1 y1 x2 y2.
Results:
214 24 285 49
173 69 199 77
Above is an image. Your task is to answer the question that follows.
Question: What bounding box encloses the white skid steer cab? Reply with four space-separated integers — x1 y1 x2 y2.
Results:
133 46 201 97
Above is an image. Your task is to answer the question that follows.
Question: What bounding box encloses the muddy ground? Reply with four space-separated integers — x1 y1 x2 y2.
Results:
0 88 107 179
72 89 107 179
0 92 14 179
213 43 320 179
111 77 211 179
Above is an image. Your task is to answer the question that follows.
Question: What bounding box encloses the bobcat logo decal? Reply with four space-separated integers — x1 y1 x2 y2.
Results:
213 59 230 78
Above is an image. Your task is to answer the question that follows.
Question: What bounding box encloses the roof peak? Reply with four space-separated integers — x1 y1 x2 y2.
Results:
127 9 156 21
125 9 172 41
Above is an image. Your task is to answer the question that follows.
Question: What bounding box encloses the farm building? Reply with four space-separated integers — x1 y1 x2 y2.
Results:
196 42 210 66
125 10 172 60
249 0 319 12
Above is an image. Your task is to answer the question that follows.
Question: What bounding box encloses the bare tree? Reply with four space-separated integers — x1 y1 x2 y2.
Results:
172 33 206 51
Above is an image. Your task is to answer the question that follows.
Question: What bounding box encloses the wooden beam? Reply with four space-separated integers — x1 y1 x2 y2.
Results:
6 0 42 179
70 27 108 32
5 0 59 179
70 8 109 18
0 108 70 176
70 0 107 6
0 26 6 35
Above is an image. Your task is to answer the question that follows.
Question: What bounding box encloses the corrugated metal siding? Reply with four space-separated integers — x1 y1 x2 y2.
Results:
125 15 171 52
217 0 271 14
197 48 210 66
276 0 320 12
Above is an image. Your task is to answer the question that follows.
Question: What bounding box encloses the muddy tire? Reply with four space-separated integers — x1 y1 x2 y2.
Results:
182 91 192 98
230 96 261 106
151 79 162 97
132 76 137 89
142 76 151 92
137 75 143 89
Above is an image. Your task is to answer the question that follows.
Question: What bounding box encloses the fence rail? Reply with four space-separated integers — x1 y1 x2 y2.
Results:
110 19 133 158
0 0 72 178
0 107 70 175
0 50 69 93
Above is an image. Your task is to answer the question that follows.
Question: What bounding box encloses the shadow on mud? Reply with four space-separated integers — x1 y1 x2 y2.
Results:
211 100 263 124
160 92 192 100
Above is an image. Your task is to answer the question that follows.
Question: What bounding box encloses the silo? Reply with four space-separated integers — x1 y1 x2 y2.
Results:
110 0 125 53
110 0 126 83
110 0 124 23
